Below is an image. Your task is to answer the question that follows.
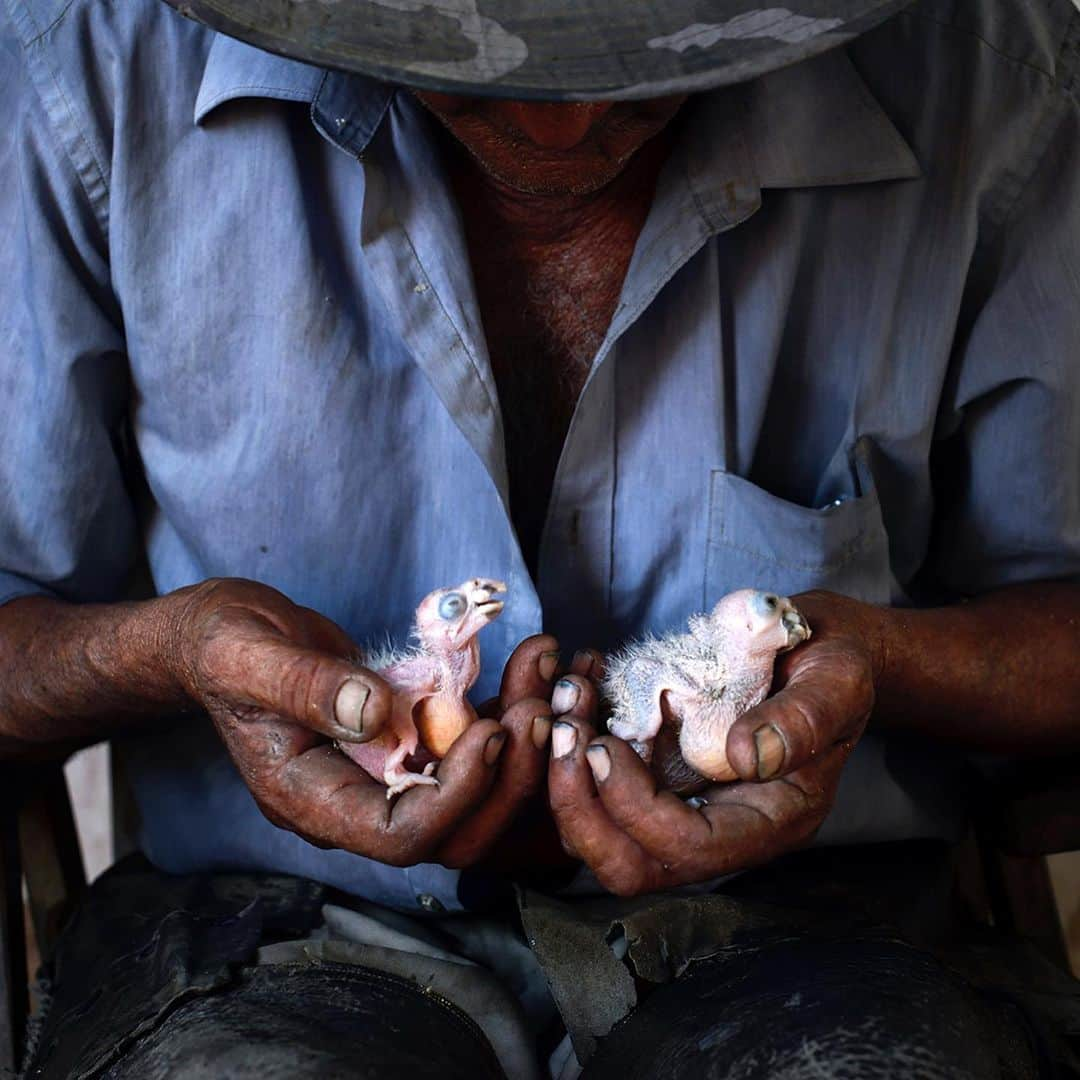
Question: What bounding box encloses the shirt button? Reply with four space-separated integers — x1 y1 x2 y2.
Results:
417 893 445 914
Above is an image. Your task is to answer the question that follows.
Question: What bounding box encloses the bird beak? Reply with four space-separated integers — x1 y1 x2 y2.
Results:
780 606 811 648
470 579 507 620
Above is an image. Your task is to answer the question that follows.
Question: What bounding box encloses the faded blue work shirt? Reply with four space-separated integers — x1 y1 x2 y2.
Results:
2 0 1079 911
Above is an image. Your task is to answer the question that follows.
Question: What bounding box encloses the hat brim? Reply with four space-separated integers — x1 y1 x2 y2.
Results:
163 0 912 101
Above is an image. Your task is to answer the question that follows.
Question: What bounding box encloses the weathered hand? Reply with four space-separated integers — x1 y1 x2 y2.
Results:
433 633 560 868
171 578 552 867
548 591 879 895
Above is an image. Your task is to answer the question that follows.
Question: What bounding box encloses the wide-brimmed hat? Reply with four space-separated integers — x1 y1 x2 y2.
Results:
162 1 912 100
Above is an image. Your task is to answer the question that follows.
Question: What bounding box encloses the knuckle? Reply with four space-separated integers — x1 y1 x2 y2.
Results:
601 865 645 898
377 816 437 867
439 843 477 870
275 652 325 721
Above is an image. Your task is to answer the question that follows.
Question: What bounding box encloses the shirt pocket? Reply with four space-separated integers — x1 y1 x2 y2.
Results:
705 466 892 606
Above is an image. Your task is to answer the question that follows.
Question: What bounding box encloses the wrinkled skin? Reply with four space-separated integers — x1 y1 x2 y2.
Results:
548 591 875 895
604 589 811 792
338 578 506 798
142 578 558 868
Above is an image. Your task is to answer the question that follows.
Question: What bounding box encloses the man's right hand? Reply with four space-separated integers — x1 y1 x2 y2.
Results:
0 579 557 869
170 578 556 867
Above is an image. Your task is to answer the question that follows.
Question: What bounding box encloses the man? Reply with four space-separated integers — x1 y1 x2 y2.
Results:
1 0 1079 1074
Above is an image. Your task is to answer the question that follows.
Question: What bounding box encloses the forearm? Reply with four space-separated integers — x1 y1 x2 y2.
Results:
867 581 1080 753
0 592 192 748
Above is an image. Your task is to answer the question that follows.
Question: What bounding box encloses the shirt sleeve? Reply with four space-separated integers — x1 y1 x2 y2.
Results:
0 15 136 607
929 91 1080 596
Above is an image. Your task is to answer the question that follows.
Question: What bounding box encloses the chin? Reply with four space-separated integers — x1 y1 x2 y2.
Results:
474 151 631 196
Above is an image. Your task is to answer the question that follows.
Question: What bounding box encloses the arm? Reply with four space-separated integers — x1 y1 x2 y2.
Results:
833 583 1080 754
0 593 195 752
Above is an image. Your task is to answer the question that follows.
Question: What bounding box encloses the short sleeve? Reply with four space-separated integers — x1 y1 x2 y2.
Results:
0 15 135 606
930 92 1080 596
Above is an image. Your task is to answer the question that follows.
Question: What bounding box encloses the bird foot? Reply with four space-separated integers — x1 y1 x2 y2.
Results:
385 764 439 799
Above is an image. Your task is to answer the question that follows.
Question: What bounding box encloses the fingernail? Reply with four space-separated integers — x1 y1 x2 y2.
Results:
551 679 580 715
334 680 369 733
484 732 507 766
687 796 708 810
586 744 610 782
539 651 560 682
754 724 786 779
531 715 553 749
572 650 595 677
552 721 577 759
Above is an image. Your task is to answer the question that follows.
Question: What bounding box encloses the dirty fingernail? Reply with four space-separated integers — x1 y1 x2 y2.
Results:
531 715 553 749
539 651 560 682
552 679 580 715
754 724 786 779
484 732 507 766
572 650 595 677
586 744 611 782
334 680 369 733
552 721 577 759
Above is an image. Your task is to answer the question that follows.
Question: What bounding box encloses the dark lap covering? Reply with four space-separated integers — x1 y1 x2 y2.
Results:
22 857 501 1080
21 849 1079 1079
583 936 1035 1080
101 964 503 1080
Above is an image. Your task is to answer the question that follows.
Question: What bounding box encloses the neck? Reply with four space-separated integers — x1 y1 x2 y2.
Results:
436 638 480 696
445 127 673 252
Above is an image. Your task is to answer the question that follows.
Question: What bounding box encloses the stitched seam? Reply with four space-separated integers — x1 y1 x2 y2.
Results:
996 98 1067 232
199 85 314 110
899 8 1058 83
20 0 73 44
39 50 110 234
392 216 501 426
8 0 112 238
1056 8 1080 103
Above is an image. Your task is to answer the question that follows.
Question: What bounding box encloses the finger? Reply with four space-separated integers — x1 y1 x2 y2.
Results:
724 639 873 781
550 673 600 730
198 614 392 744
437 698 553 868
698 742 853 866
547 712 663 896
590 736 850 880
568 648 604 684
388 718 508 857
294 605 365 662
582 735 718 876
499 634 561 712
252 717 506 865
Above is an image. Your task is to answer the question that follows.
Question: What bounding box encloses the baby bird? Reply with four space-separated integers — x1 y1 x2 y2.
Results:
339 578 506 798
604 590 810 790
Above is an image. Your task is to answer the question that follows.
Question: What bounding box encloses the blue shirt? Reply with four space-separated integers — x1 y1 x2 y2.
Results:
2 0 1079 911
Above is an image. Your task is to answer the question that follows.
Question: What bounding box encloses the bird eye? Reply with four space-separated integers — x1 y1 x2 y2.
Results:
751 592 781 618
438 593 467 620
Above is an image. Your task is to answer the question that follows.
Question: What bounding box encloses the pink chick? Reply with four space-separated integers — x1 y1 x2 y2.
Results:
339 579 506 798
603 590 811 792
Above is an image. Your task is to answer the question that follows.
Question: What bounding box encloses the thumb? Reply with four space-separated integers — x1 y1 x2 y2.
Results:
197 621 392 743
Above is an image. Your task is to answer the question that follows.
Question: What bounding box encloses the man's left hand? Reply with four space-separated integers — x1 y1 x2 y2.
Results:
547 592 879 895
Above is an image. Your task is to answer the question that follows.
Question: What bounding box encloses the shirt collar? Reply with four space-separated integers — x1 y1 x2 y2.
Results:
194 33 393 156
681 45 919 225
740 45 920 188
